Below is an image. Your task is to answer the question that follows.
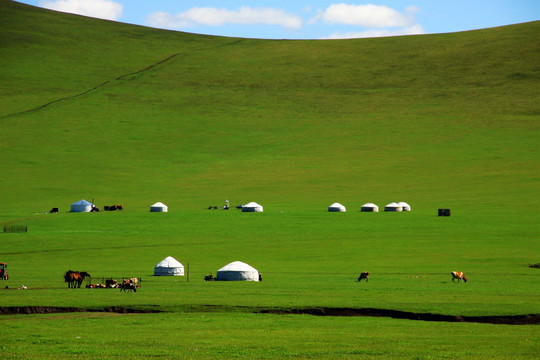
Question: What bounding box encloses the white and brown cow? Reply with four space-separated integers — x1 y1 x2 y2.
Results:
451 271 468 283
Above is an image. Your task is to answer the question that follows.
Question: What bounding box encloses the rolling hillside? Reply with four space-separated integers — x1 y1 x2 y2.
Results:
1 3 539 357
0 0 538 215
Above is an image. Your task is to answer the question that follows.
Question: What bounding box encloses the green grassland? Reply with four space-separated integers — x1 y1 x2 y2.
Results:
1 210 539 317
1 1 539 358
2 313 539 359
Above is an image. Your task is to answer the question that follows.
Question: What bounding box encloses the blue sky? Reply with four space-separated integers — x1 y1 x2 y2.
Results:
17 0 539 39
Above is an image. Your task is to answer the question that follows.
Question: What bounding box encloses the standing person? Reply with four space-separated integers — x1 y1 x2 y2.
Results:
224 200 230 210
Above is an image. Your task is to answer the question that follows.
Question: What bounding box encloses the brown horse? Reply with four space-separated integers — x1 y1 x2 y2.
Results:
64 270 91 288
64 270 76 288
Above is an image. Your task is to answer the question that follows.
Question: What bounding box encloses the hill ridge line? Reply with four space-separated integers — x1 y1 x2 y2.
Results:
0 52 183 119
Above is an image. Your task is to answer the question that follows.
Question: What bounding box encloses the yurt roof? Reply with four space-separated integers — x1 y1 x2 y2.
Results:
217 261 258 272
72 199 93 205
243 202 262 208
155 256 183 268
362 203 378 207
386 202 400 207
151 202 167 207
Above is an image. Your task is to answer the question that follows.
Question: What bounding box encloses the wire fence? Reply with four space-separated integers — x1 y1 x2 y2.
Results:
3 225 27 233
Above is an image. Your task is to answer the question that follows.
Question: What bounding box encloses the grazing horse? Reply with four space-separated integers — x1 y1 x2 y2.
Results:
64 270 76 288
76 272 91 288
358 271 369 282
64 270 91 288
451 271 468 283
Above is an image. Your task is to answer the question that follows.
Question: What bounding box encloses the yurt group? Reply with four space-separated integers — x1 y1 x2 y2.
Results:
331 202 411 212
154 257 260 282
68 200 410 214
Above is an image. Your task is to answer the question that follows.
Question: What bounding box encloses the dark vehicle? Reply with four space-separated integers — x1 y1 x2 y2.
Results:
0 262 8 280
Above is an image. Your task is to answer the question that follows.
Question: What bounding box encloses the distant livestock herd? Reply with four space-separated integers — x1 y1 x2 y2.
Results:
64 271 140 292
356 271 468 283
61 269 468 294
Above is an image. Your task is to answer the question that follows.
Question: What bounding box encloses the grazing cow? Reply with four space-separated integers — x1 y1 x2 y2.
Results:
120 282 137 293
105 279 118 288
358 272 369 282
129 277 139 288
451 271 468 283
88 284 105 288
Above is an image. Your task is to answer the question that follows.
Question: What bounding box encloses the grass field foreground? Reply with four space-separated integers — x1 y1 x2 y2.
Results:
0 1 539 359
2 312 539 359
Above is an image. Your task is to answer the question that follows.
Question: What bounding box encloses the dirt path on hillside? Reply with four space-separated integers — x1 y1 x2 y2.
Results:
1 38 247 119
1 52 183 119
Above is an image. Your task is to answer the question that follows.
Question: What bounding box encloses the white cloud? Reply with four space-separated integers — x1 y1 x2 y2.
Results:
310 3 417 28
310 4 424 39
39 0 122 21
323 24 426 39
146 7 303 30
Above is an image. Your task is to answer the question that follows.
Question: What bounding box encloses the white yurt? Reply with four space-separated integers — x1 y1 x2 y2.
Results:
70 199 94 212
154 256 184 276
398 202 411 211
361 203 379 212
150 202 168 212
241 202 263 212
216 261 259 281
384 202 403 212
328 203 346 212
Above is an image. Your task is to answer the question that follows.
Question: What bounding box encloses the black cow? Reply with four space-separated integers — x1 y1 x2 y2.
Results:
358 272 369 282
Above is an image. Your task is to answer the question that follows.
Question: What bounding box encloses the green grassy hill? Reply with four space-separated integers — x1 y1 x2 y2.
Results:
1 0 538 215
1 2 539 358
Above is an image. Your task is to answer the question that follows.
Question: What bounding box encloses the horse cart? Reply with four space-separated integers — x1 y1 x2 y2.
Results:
0 262 8 280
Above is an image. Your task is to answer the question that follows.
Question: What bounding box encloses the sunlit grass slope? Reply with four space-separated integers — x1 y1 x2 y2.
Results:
1 0 538 216
0 4 539 358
